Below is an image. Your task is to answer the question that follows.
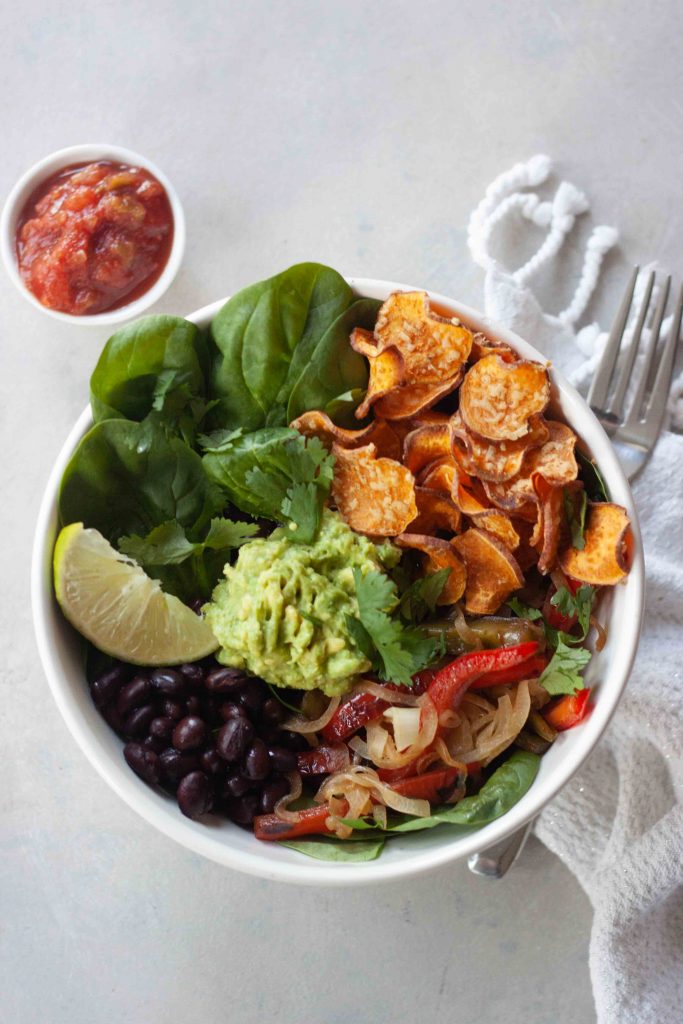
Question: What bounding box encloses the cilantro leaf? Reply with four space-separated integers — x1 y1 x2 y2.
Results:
398 568 452 623
550 584 596 638
508 597 544 621
348 569 443 686
539 638 591 696
564 488 588 550
197 428 244 452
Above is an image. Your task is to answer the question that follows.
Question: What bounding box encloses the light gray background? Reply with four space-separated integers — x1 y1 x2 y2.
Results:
2 2 681 1022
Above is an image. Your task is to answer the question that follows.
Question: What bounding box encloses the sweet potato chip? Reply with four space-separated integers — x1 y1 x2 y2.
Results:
331 443 417 536
450 411 549 483
395 534 466 605
374 291 473 385
460 354 550 441
403 423 452 476
469 510 520 550
524 421 578 485
470 332 517 364
559 502 631 585
290 410 400 460
532 474 564 574
418 457 458 495
452 528 524 615
353 340 404 420
406 487 462 536
372 374 461 421
450 466 491 517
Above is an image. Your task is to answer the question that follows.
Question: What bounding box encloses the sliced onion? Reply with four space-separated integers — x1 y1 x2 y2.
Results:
445 681 531 765
283 695 340 734
348 735 369 760
451 603 484 648
352 679 422 706
433 736 467 771
317 765 430 818
591 614 607 651
362 694 439 769
273 770 303 823
372 803 388 829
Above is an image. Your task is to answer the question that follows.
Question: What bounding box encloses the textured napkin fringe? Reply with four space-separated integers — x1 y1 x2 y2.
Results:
467 159 683 1024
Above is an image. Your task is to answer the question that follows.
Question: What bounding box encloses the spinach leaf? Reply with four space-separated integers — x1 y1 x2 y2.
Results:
388 751 541 833
208 263 353 431
280 838 386 861
90 316 209 436
59 418 223 544
577 450 609 502
203 428 335 541
564 488 587 550
286 297 380 424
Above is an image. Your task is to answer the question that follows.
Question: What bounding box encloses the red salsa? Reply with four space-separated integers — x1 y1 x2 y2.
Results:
16 161 174 315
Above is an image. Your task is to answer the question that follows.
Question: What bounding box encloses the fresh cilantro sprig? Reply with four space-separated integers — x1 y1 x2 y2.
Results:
397 568 452 623
564 489 588 550
508 585 597 696
347 569 444 687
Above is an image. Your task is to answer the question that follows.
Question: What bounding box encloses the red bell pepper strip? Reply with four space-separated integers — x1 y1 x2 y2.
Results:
426 642 540 715
296 744 350 775
542 688 592 731
378 759 480 784
320 692 387 742
469 653 549 689
390 767 463 803
254 803 343 841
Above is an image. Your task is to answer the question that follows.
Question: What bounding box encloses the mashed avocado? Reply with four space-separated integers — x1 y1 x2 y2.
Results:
203 510 399 696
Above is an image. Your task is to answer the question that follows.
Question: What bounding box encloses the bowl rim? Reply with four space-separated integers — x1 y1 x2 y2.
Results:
1 143 185 326
31 278 645 885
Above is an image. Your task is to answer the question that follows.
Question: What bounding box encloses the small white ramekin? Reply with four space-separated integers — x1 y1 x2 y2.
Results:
1 143 185 326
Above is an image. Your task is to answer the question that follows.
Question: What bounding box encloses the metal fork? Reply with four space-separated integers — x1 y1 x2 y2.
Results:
468 267 682 880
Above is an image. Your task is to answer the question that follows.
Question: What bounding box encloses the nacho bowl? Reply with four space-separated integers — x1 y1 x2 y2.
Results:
31 278 644 886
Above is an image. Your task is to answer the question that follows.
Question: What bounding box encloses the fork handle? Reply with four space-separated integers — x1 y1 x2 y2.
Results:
467 819 535 878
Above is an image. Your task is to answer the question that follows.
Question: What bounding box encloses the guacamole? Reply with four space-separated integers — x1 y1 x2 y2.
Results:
203 511 399 696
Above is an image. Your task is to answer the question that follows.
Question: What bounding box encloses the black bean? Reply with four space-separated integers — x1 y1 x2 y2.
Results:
173 715 207 752
199 748 225 777
205 666 245 694
279 730 309 752
102 704 125 734
244 739 270 781
219 701 247 722
117 675 151 716
186 695 202 716
225 792 259 827
123 704 156 738
178 663 204 685
216 717 254 762
222 770 251 799
261 697 287 725
150 716 174 742
259 776 290 814
158 748 200 785
267 745 298 773
90 665 128 708
177 771 213 819
143 734 165 754
239 679 265 713
162 699 186 721
149 668 186 698
124 742 159 785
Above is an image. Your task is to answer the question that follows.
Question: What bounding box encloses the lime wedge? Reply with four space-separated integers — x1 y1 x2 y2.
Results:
54 523 218 665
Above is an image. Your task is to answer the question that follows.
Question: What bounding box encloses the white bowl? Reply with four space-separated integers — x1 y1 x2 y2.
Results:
1 144 185 326
31 279 644 885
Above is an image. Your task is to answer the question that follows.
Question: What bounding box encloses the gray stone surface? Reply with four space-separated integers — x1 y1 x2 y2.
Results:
2 2 681 1021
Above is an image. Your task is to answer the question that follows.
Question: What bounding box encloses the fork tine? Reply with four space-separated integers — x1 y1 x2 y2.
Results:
588 265 639 411
624 275 671 426
641 281 683 443
607 270 655 420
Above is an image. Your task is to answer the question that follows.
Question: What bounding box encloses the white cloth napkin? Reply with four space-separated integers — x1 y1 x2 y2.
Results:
467 157 683 1024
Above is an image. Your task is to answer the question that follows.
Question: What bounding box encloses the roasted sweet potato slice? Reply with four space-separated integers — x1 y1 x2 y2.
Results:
374 291 473 385
450 411 549 483
395 534 467 605
352 340 404 420
418 456 458 495
452 528 524 614
559 502 631 585
403 423 452 476
291 410 401 460
373 375 461 421
468 510 520 550
330 443 417 536
524 421 578 485
460 354 550 441
406 487 462 536
470 332 517 364
532 475 564 574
